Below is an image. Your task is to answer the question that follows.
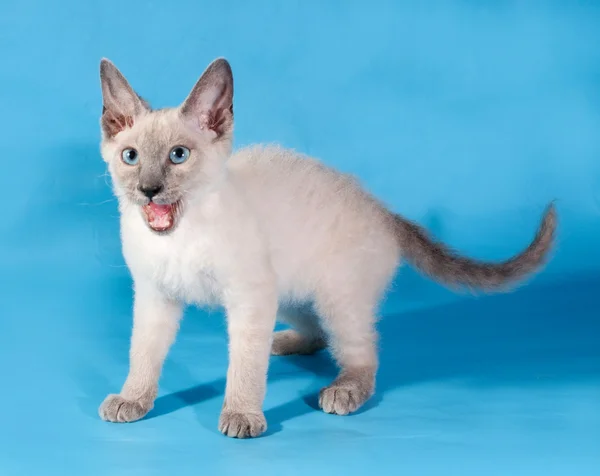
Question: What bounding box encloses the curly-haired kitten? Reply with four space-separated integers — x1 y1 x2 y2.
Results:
97 57 556 438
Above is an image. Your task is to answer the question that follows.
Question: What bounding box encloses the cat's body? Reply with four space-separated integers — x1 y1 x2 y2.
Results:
122 144 397 306
97 58 556 438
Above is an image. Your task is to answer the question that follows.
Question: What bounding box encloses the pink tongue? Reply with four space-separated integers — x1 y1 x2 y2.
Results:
148 202 171 216
144 202 174 231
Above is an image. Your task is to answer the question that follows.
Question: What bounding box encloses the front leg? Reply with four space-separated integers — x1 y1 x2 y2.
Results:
219 292 277 438
99 279 182 423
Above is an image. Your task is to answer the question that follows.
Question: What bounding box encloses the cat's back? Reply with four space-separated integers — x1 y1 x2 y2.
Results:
227 144 370 207
227 144 395 274
228 144 331 188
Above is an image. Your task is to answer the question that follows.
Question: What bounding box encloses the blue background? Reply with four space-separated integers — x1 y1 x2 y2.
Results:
1 1 599 474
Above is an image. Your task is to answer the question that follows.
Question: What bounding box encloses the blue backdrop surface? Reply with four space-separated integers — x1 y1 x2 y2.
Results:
0 1 599 475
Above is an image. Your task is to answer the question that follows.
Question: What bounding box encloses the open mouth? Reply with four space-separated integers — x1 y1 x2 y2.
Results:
142 201 181 233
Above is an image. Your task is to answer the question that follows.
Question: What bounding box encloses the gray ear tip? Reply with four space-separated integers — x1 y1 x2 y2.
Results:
211 57 232 76
100 58 115 75
213 57 230 66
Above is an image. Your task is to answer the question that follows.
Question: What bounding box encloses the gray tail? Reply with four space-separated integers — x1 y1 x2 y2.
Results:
394 204 557 291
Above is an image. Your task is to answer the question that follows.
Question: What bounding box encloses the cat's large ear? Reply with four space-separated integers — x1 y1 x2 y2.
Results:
180 58 233 139
99 59 149 139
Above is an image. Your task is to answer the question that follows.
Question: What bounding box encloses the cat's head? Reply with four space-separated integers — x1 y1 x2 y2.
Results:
99 58 234 233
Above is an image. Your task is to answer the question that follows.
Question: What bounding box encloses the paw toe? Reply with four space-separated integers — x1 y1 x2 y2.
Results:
99 394 150 423
218 411 266 438
319 386 365 415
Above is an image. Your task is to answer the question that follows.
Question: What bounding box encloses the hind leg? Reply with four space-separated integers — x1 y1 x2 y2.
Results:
315 294 379 416
272 306 327 356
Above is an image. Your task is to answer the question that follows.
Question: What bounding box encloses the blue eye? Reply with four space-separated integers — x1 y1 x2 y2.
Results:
121 148 139 165
169 146 190 164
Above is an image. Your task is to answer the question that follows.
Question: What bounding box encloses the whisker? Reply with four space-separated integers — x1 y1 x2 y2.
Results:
77 198 117 207
96 168 114 189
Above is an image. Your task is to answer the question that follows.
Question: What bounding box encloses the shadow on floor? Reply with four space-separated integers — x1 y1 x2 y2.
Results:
148 273 600 431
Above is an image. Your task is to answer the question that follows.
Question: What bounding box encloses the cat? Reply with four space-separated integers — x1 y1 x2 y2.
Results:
97 57 556 438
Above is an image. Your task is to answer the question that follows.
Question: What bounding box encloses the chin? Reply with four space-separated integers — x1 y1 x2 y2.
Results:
141 200 183 234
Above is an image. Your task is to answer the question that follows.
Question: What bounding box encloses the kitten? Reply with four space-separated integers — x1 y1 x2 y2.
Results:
97 58 556 438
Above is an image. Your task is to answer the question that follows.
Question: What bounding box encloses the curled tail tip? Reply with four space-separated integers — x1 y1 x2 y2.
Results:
539 201 558 248
544 200 558 222
474 202 558 289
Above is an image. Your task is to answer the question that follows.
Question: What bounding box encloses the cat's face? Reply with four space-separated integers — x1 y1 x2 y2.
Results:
99 58 234 233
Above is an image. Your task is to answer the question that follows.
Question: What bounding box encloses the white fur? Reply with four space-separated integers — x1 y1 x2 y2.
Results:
99 145 399 430
98 59 400 438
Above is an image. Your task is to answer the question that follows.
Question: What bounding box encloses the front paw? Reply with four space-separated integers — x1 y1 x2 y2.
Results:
218 411 267 438
99 394 152 423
